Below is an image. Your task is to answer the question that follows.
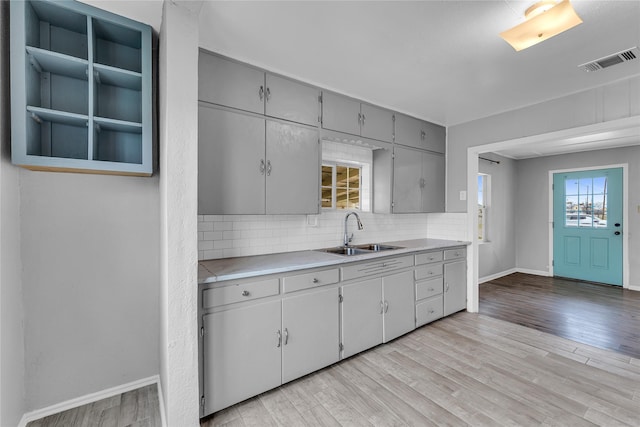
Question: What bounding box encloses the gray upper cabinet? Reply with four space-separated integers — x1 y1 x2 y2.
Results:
198 104 319 215
10 0 153 175
321 92 394 143
392 145 445 213
264 74 319 127
199 51 319 127
198 52 265 114
321 92 361 136
198 106 266 215
395 113 445 153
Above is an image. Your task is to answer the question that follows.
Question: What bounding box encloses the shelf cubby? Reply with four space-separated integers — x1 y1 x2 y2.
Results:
11 0 152 176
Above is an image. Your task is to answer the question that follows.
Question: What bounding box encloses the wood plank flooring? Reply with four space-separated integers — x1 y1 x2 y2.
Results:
480 272 640 358
202 311 640 426
26 383 161 427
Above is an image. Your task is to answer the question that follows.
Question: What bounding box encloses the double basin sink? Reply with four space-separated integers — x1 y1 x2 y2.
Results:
318 243 404 256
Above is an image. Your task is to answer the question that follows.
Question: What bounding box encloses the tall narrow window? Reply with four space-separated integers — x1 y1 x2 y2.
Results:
322 163 362 210
478 173 490 241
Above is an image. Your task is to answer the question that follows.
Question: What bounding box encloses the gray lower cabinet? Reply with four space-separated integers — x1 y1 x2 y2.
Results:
393 145 445 213
444 249 467 316
321 91 394 142
203 286 339 414
198 105 319 215
394 113 445 153
340 269 414 358
281 288 340 383
204 300 281 415
199 51 319 127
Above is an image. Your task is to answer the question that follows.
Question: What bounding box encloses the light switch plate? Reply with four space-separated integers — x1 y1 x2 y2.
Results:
459 190 467 201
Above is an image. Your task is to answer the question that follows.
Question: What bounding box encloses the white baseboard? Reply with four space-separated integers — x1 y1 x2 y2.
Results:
516 268 552 277
628 284 640 292
18 375 161 427
479 268 518 284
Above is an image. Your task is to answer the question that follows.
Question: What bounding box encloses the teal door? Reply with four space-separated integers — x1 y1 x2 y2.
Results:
553 168 623 286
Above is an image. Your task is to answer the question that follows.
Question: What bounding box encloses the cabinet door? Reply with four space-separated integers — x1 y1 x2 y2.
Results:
321 92 361 136
341 278 383 358
382 270 415 342
394 113 424 149
265 120 319 214
444 260 467 316
203 301 281 414
421 151 445 213
265 74 319 126
393 145 423 213
198 52 265 114
198 106 266 214
422 121 446 154
282 288 339 383
361 103 394 142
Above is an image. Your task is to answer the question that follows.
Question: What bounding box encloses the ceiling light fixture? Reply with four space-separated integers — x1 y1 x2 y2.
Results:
500 0 583 51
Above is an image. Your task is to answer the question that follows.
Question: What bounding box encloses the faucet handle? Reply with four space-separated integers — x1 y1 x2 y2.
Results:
348 233 354 243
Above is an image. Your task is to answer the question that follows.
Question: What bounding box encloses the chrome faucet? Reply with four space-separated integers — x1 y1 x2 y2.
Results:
343 212 364 246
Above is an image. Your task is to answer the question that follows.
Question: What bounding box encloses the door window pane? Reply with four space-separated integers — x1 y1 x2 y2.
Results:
564 176 608 228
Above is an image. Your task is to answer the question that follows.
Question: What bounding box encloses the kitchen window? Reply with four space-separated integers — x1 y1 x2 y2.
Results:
322 163 362 210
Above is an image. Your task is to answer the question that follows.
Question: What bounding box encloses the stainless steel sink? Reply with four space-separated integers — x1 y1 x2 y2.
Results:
321 246 372 256
319 244 404 256
354 244 403 252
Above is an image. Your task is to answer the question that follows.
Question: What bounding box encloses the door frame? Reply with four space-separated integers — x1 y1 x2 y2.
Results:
547 164 629 287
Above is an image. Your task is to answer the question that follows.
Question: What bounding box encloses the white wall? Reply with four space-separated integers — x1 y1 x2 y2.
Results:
159 1 200 425
478 153 517 281
448 75 640 213
19 171 160 410
515 146 640 288
1 1 26 425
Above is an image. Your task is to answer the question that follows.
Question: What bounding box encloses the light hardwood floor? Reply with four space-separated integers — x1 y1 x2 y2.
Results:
26 383 160 427
202 312 640 426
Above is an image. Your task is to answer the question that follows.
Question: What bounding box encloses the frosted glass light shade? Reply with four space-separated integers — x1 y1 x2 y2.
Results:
500 0 583 51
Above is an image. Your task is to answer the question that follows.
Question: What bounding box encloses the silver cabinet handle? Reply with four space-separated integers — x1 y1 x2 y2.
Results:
312 278 319 283
380 301 384 314
260 159 265 175
242 290 250 297
266 87 271 101
428 288 434 292
445 283 450 292
358 112 362 125
259 85 264 101
421 130 426 140
266 160 272 176
384 301 389 313
276 330 281 348
429 309 434 314
362 113 366 126
284 328 289 345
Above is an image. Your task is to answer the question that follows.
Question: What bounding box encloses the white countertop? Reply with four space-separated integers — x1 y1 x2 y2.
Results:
198 238 469 284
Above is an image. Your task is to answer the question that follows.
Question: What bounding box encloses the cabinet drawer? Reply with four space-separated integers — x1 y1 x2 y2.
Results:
416 295 444 327
342 255 413 281
444 248 466 261
282 268 339 293
415 251 443 265
416 277 443 301
415 263 443 280
203 278 279 308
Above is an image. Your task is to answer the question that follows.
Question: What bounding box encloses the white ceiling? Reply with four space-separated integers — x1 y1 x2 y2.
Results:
81 0 640 156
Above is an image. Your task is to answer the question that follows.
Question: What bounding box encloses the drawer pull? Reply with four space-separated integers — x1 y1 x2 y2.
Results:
312 278 319 283
429 309 434 314
242 290 250 297
428 288 434 292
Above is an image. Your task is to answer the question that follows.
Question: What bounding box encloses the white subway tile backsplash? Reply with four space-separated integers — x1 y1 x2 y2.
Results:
198 210 470 260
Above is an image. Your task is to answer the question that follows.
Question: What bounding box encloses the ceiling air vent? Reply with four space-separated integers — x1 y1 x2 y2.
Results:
579 47 638 72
